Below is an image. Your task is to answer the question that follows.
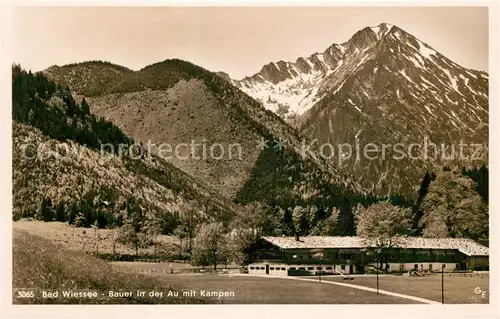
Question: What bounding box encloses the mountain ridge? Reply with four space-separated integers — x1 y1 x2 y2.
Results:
230 23 487 120
226 23 488 196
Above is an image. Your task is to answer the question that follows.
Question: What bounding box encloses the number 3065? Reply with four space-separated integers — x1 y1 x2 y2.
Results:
17 291 35 298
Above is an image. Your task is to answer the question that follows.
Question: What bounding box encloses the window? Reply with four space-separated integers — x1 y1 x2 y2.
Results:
341 265 345 270
307 267 314 270
429 264 433 271
270 267 275 270
299 267 306 270
250 267 254 270
399 264 404 271
317 267 322 270
281 267 286 270
326 267 333 270
414 264 418 270
261 267 265 270
290 267 296 270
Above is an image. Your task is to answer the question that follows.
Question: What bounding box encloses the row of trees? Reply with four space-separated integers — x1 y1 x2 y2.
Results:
185 165 488 271
35 166 485 270
355 169 489 255
282 166 488 242
189 167 488 270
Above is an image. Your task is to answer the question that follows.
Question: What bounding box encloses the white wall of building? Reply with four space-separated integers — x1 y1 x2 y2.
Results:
249 261 457 275
248 262 356 276
379 262 457 272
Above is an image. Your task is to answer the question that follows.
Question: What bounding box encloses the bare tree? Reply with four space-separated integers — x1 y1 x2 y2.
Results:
144 214 163 261
92 220 100 256
180 200 202 253
191 222 228 270
355 201 412 270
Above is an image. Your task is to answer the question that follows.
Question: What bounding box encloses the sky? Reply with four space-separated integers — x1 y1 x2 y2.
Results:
12 6 488 79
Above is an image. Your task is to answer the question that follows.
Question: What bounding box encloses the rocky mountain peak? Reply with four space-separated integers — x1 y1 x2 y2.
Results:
229 23 488 196
232 23 411 118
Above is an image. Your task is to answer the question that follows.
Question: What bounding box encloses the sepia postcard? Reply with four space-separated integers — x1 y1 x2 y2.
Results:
1 2 498 319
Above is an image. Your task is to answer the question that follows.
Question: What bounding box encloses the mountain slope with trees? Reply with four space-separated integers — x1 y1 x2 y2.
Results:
41 59 373 237
43 61 133 97
12 65 240 240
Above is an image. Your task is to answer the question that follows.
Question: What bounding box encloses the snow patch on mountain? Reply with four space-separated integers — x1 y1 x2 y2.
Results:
423 104 435 116
417 40 437 60
441 68 461 94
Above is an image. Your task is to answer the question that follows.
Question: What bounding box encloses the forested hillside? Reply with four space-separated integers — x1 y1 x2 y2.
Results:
12 65 239 238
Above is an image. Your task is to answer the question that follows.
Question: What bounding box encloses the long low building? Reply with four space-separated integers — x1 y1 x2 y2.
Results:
246 236 489 276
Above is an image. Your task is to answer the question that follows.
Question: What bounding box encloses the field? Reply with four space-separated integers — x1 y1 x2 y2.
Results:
111 262 489 304
111 263 422 304
322 273 489 304
12 229 207 304
13 220 181 257
13 227 419 304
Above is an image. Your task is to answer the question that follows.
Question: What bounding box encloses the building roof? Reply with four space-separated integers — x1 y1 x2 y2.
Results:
261 236 489 257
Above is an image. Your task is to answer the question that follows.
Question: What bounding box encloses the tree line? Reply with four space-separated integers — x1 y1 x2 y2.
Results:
190 166 488 270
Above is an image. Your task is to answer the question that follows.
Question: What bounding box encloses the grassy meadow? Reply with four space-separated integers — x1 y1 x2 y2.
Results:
323 273 489 304
12 229 208 304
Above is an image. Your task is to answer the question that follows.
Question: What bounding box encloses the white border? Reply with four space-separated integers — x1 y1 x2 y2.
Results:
1 1 498 319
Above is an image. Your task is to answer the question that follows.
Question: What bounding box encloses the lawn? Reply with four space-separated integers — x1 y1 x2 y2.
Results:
322 273 489 304
111 263 421 304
